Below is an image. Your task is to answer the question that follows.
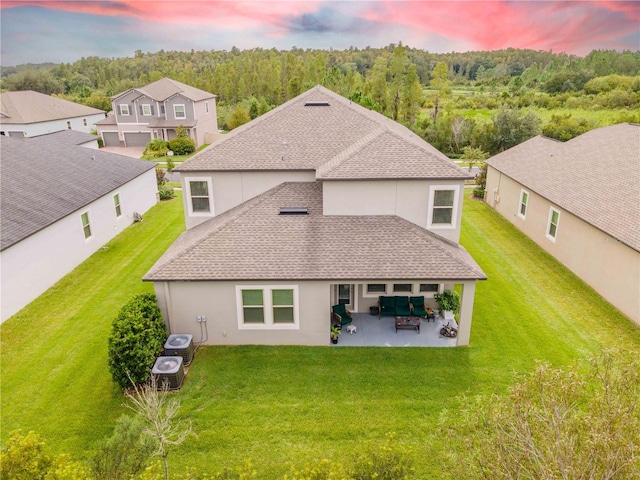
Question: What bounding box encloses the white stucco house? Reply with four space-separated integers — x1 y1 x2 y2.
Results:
144 86 486 346
0 135 158 323
485 123 639 326
95 77 218 148
0 90 105 138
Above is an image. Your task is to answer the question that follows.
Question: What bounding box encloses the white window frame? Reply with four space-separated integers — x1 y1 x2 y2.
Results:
119 104 130 116
427 185 460 229
80 210 92 240
546 207 560 242
141 104 152 116
392 283 413 293
364 283 388 298
518 189 529 220
174 104 186 119
417 283 441 297
186 177 214 217
113 193 122 218
236 285 300 330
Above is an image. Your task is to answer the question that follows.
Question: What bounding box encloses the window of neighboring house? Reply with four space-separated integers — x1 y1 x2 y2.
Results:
428 185 459 228
119 104 130 116
518 189 529 219
141 104 152 116
174 104 186 119
205 101 209 114
237 286 299 329
66 121 71 130
83 118 87 127
366 284 387 294
419 283 439 293
393 283 412 293
546 208 560 242
188 179 213 215
113 193 122 218
81 211 92 239
160 105 165 115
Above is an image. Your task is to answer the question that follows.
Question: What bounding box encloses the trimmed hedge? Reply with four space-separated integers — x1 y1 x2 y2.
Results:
168 136 195 155
108 293 167 390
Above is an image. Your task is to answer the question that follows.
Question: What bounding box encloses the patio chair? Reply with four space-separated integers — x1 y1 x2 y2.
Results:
394 296 411 317
379 296 396 318
410 296 428 317
332 304 353 328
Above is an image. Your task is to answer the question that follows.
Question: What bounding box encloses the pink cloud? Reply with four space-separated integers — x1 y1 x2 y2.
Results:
363 1 639 54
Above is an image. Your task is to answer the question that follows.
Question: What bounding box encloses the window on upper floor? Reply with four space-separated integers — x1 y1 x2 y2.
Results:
427 185 459 229
187 178 213 216
518 189 529 219
546 207 560 242
119 104 130 116
141 104 152 116
174 104 186 119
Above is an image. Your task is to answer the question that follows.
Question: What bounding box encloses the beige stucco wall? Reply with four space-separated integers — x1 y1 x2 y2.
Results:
153 280 331 345
192 99 218 147
322 179 465 243
486 166 640 325
181 170 316 229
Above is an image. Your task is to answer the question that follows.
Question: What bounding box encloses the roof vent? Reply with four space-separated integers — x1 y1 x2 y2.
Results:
279 207 308 215
304 101 330 107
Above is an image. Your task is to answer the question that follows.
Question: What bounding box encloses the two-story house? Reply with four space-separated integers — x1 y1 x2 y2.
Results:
96 77 218 148
143 86 486 346
0 90 105 138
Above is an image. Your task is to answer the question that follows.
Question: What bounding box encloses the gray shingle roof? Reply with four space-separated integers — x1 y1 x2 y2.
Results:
177 86 470 180
487 123 640 251
0 136 156 251
143 182 486 282
28 129 99 146
112 78 216 102
0 91 104 124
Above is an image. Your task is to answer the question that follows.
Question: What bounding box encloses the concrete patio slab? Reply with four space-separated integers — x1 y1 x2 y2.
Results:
332 313 458 347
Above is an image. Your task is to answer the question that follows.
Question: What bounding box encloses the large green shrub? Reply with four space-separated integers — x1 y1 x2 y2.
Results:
168 136 195 155
143 138 169 159
108 293 167 390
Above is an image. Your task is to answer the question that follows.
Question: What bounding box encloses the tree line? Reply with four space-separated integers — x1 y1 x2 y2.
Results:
2 45 639 156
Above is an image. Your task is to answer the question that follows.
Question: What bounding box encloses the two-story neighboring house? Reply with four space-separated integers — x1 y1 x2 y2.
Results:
143 86 486 346
96 78 217 148
485 123 640 326
0 90 105 138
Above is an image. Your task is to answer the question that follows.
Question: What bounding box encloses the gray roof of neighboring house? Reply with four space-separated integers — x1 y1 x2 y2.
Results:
487 123 640 251
0 90 104 125
0 136 156 251
177 86 470 181
28 129 99 146
112 78 216 102
143 182 486 282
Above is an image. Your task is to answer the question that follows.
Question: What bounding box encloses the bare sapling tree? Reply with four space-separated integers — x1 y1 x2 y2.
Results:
124 374 191 480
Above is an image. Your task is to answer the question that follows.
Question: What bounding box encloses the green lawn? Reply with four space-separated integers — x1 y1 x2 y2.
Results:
1 191 638 478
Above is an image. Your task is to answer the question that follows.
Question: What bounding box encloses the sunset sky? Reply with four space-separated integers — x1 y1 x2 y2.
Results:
1 1 639 66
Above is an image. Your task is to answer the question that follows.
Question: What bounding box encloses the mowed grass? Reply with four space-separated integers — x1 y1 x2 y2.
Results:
1 190 638 477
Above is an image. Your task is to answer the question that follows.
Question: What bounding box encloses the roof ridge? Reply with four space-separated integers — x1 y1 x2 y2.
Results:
316 127 386 178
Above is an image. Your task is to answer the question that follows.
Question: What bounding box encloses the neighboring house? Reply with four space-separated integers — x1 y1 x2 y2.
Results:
485 123 640 326
0 135 158 323
0 90 105 138
95 77 218 148
28 129 100 149
144 86 487 346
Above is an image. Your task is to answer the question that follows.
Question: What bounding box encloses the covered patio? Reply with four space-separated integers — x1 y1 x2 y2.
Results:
331 313 458 347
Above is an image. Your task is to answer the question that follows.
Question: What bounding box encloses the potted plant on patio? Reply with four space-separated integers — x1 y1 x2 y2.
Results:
434 289 460 321
330 325 341 344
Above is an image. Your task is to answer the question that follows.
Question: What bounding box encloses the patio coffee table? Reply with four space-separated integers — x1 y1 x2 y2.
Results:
395 316 420 333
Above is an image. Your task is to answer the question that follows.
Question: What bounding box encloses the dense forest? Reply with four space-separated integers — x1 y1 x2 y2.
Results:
2 45 639 156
